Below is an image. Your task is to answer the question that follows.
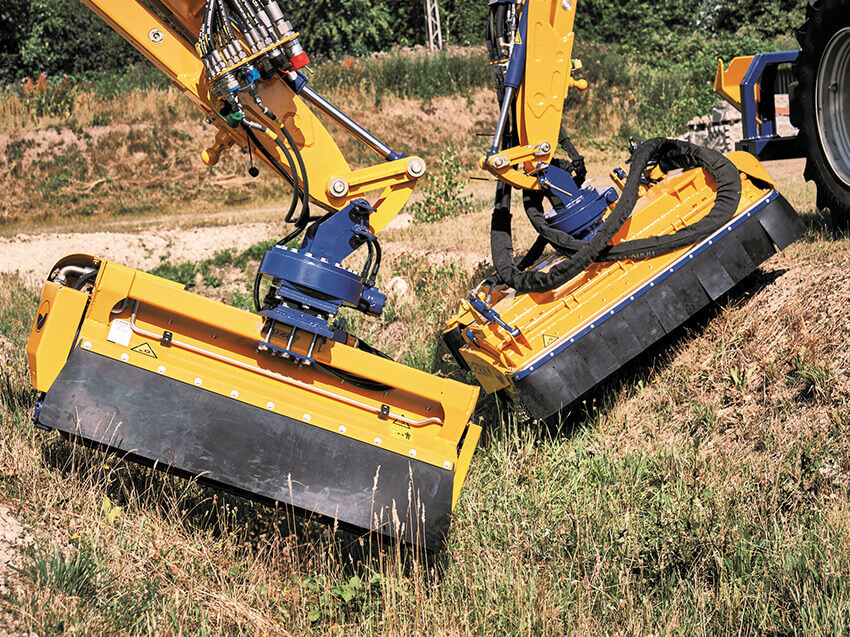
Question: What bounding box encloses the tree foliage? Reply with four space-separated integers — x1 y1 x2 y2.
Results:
0 0 811 84
286 0 399 59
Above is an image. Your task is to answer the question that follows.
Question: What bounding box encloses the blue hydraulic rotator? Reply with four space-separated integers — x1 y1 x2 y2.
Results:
537 163 618 239
256 199 387 363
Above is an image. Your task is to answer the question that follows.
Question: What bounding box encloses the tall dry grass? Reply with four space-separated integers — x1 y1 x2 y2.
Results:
2 214 850 634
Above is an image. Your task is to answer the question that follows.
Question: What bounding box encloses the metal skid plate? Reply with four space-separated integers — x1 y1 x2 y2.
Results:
38 347 454 550
512 193 804 420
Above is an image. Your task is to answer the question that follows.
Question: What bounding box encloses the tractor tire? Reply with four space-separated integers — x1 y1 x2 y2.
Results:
791 0 850 229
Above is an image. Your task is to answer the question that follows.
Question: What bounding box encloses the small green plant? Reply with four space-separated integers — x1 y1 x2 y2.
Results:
228 290 252 309
725 364 755 392
302 572 384 623
15 538 112 599
18 73 77 120
202 272 222 288
788 349 835 401
149 261 197 288
410 145 472 223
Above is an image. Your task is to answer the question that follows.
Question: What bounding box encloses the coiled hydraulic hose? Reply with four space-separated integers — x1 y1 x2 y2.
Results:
490 138 743 293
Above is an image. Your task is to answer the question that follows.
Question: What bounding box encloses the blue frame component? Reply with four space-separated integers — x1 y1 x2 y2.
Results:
257 199 387 363
466 295 521 338
511 191 780 381
737 51 804 160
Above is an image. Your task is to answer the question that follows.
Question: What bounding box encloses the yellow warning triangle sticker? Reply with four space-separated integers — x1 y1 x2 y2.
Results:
131 342 157 358
542 334 558 348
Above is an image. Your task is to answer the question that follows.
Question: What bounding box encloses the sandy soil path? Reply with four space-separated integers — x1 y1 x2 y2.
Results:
0 222 279 278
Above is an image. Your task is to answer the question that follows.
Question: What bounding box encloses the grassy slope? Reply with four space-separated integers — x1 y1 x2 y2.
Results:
2 218 849 635
1 56 850 636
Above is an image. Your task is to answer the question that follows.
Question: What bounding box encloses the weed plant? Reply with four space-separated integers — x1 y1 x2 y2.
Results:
409 144 473 223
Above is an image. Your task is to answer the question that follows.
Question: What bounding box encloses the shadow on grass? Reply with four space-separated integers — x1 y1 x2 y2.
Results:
796 206 850 241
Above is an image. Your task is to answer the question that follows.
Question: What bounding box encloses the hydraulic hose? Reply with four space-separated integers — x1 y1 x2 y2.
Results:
491 138 742 293
273 121 311 229
216 0 237 41
359 234 375 283
200 0 218 54
244 119 311 311
243 124 300 221
227 0 254 29
368 235 382 284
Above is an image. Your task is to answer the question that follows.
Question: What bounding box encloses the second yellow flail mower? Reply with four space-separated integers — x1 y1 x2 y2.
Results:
25 0 804 549
444 148 802 419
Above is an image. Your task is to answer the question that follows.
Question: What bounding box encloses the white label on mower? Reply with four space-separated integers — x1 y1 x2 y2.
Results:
107 319 133 347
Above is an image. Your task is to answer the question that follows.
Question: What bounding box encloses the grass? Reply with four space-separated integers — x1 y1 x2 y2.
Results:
2 39 850 636
311 48 490 104
2 207 850 633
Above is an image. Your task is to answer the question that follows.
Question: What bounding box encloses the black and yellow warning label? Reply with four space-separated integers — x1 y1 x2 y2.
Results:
542 334 558 348
390 421 412 441
131 342 157 358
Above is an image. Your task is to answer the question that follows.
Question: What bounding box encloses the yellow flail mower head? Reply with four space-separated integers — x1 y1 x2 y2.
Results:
28 253 480 550
446 147 805 420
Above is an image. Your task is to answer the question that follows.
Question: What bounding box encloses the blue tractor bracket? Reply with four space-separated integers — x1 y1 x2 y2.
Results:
257 198 387 364
735 50 804 161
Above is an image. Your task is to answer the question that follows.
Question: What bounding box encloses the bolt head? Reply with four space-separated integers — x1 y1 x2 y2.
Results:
328 177 349 197
406 157 426 178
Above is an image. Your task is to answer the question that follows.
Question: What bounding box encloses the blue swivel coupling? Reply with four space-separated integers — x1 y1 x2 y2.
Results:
537 163 619 240
256 199 387 363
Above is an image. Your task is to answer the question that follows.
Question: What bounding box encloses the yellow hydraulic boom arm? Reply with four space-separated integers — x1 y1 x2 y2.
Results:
481 0 588 190
80 0 423 232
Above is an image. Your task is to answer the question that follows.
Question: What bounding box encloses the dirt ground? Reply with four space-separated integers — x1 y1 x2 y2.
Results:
0 506 32 637
0 220 280 278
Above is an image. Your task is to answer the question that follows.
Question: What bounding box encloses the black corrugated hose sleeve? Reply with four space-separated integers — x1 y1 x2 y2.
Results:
490 138 742 293
599 141 741 260
558 126 587 185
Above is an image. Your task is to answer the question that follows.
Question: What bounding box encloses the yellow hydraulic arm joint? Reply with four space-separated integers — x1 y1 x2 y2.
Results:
481 0 588 189
80 0 419 219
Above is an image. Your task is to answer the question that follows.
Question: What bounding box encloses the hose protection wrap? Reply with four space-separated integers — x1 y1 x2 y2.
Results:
491 139 742 293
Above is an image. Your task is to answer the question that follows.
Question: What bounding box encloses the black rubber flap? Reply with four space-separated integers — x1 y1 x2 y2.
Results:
758 195 806 250
513 194 802 420
39 348 454 550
